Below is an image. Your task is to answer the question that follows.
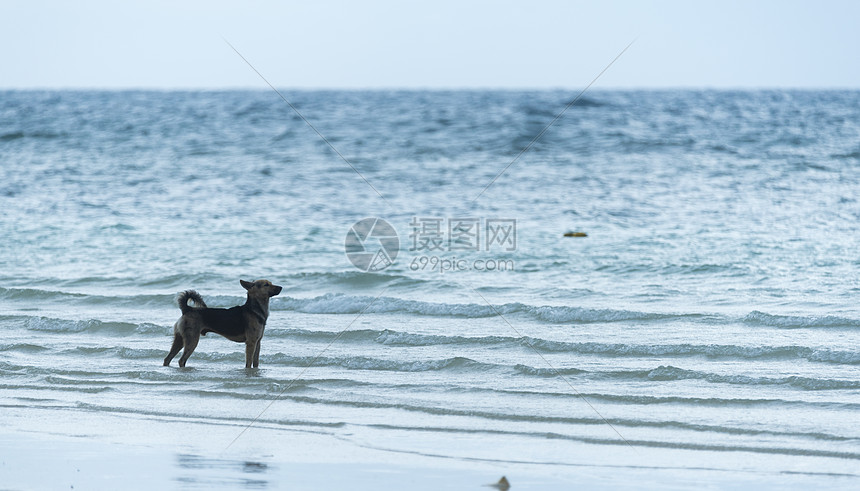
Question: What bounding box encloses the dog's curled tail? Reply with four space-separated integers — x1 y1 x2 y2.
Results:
177 290 207 314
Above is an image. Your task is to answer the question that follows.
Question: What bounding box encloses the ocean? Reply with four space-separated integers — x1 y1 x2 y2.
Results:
1 89 859 488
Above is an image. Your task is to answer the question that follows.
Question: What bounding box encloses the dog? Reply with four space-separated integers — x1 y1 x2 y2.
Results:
163 279 282 368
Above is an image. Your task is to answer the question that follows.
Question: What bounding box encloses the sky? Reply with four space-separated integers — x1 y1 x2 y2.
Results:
1 0 859 89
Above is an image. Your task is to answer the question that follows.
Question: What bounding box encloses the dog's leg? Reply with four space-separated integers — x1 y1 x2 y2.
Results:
245 338 258 369
163 333 183 366
252 338 262 368
178 334 199 368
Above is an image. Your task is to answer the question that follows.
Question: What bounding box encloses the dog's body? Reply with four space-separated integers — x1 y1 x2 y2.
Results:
163 279 282 368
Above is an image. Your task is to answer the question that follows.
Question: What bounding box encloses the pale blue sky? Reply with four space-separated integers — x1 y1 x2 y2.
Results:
2 0 858 89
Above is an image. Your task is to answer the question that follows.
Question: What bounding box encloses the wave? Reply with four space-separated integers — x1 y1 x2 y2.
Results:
0 382 111 394
511 364 860 390
8 314 859 366
0 287 176 308
461 387 860 411
0 287 683 323
0 271 425 293
273 293 687 323
0 287 89 302
278 295 860 329
521 339 860 365
4 284 858 331
628 365 860 391
8 340 858 390
284 271 429 289
266 327 860 365
21 316 165 335
40 346 488 373
0 273 224 290
0 343 51 353
743 310 860 329
0 289 254 314
8 356 857 413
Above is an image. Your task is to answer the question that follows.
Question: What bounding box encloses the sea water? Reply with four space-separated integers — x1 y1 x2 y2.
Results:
1 90 859 487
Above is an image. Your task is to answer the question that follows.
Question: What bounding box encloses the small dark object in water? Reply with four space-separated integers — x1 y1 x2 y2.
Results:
488 476 510 490
563 231 588 237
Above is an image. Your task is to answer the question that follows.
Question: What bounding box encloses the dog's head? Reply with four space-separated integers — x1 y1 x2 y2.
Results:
240 279 283 298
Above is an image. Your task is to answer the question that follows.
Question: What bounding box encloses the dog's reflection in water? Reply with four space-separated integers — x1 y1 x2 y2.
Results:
175 454 271 489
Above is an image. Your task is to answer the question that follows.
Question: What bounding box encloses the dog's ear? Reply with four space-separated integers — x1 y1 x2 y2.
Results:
240 279 254 291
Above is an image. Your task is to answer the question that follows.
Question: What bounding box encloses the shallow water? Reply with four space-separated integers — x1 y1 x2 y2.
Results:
1 89 859 486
